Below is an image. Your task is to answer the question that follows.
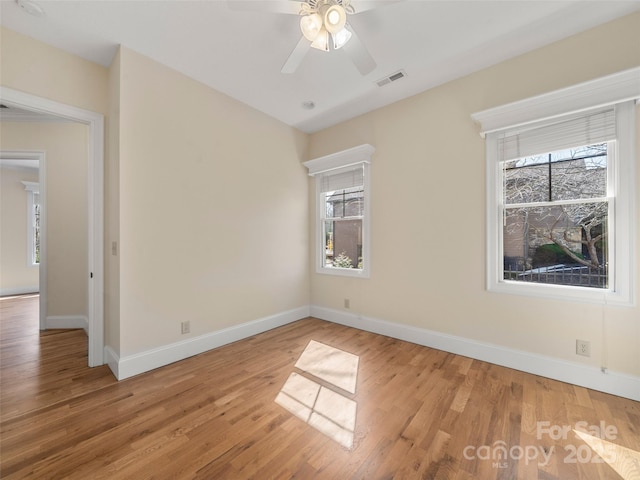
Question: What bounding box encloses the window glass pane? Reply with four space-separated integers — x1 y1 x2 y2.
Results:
34 202 40 264
505 162 548 204
324 219 363 269
505 143 607 204
325 186 364 219
551 145 607 201
503 202 608 288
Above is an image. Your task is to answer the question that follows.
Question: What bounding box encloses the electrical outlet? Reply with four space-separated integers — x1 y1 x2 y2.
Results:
576 339 590 357
344 298 350 309
181 321 190 334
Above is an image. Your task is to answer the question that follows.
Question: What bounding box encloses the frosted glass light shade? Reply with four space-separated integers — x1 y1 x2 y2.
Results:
310 28 329 51
324 5 346 34
332 27 352 49
300 13 323 41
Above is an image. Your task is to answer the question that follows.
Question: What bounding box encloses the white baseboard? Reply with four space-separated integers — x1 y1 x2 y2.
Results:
310 305 640 402
104 345 120 379
46 315 88 334
111 306 310 380
0 286 39 297
101 303 639 401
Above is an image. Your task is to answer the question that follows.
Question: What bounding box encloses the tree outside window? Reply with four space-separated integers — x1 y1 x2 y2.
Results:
503 143 608 288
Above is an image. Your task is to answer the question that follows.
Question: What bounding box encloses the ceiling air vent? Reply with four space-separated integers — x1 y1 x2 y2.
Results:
375 70 407 88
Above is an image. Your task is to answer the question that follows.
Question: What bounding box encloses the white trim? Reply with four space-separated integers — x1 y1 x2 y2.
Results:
101 303 639 400
21 181 39 191
471 67 640 137
0 87 105 366
104 345 120 379
110 306 310 380
0 111 73 123
46 315 89 334
310 305 640 402
0 286 39 296
612 101 636 306
303 144 375 176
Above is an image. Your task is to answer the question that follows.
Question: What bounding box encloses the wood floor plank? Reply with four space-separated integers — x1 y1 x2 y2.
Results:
1 294 639 479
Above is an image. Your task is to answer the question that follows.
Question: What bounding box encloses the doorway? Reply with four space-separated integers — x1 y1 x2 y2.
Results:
0 150 44 328
0 86 104 367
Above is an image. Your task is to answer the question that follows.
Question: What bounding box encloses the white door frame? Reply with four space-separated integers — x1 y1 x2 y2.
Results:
0 86 105 367
0 150 46 329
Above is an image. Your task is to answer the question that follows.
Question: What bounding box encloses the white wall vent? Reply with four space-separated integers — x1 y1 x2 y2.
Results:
375 70 407 87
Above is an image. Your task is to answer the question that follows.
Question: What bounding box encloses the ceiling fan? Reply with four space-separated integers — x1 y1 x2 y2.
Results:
228 0 399 75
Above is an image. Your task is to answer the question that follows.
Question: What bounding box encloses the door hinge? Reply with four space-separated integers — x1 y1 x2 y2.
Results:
90 272 93 278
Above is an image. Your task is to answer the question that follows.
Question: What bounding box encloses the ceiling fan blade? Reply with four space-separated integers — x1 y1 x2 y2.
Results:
348 0 403 14
281 36 311 74
227 0 305 15
342 25 376 75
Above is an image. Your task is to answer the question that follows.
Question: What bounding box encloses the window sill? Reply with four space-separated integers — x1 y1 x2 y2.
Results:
489 280 633 307
317 266 370 279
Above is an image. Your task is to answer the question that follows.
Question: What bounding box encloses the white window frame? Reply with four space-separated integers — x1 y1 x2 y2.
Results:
21 181 40 268
472 68 638 306
304 144 374 278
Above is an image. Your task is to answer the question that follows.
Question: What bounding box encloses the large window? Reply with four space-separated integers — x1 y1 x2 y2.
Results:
304 144 374 278
503 141 610 289
472 69 637 306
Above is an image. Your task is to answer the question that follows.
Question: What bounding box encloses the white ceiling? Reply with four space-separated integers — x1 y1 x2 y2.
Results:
1 0 639 133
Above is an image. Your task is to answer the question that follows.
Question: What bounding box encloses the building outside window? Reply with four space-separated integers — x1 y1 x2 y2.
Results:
323 171 364 270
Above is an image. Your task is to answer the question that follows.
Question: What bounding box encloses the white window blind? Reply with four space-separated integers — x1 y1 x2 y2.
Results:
494 108 616 162
319 165 364 193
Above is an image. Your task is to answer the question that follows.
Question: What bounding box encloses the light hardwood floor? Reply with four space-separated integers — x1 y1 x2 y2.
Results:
1 294 638 479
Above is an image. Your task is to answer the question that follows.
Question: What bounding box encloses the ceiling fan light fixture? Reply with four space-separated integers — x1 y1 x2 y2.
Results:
15 0 45 17
300 13 323 41
310 27 330 51
324 4 346 34
332 27 352 49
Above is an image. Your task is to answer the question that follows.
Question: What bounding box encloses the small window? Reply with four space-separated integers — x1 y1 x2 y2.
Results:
22 181 40 267
304 144 374 278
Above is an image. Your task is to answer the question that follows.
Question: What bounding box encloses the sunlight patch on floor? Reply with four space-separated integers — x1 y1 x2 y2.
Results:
275 341 359 449
574 429 640 479
294 340 359 394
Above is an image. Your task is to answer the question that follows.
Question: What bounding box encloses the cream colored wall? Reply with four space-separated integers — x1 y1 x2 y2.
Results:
0 27 108 116
117 48 310 355
106 48 121 353
0 165 39 293
308 12 640 376
0 122 89 318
